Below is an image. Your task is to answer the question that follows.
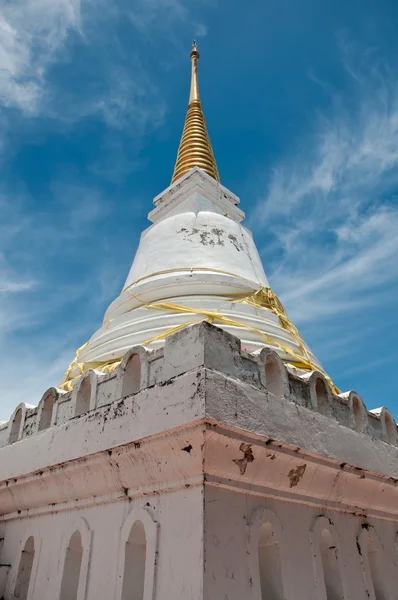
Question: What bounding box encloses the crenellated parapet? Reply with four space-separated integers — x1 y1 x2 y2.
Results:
0 322 396 452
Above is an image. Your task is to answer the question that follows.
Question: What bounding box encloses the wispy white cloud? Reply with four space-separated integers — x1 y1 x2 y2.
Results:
0 280 35 293
88 65 166 131
128 0 187 31
269 205 398 324
0 177 128 419
0 249 37 340
0 0 210 156
195 23 208 38
127 0 210 50
250 45 398 330
0 0 215 421
247 43 398 403
336 354 396 379
0 0 81 114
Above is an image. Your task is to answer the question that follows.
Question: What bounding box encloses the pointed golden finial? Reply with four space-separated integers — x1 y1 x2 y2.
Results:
171 41 220 184
189 40 200 103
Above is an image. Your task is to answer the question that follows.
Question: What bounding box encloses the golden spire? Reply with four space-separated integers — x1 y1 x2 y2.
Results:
171 41 220 184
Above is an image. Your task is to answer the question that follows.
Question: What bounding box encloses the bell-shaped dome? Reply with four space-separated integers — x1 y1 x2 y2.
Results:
61 168 326 390
60 42 331 391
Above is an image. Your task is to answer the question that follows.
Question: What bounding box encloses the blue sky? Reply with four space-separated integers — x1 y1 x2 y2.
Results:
0 0 397 421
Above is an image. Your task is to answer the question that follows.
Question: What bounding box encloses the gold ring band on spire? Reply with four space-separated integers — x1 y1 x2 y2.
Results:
171 42 220 183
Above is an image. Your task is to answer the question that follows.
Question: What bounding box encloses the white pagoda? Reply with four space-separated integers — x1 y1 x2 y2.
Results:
0 42 397 600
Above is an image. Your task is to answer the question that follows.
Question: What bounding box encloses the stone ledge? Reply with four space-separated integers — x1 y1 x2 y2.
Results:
1 419 398 522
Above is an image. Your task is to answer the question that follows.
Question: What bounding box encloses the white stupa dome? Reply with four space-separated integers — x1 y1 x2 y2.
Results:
60 42 328 390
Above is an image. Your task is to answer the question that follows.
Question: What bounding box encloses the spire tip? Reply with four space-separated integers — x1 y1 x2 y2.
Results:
190 40 200 59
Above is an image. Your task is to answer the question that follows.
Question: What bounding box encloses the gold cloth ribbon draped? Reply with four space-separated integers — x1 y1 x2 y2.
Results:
59 284 338 395
59 343 122 392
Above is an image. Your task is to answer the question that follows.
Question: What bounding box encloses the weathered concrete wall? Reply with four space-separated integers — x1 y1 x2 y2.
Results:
1 486 203 600
2 420 398 600
1 323 398 600
1 323 396 452
204 486 398 600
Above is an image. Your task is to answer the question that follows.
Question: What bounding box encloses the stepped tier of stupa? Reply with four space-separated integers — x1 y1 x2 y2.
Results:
60 41 328 391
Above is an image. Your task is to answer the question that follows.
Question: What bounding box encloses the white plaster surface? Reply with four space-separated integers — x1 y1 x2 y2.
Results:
1 323 398 600
204 486 398 600
76 168 323 366
149 167 243 223
1 488 203 600
1 323 395 456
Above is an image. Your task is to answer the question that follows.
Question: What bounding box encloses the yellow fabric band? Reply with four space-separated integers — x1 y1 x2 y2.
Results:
59 285 338 395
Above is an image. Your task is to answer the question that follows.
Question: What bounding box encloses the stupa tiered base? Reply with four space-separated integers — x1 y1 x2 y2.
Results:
63 169 325 391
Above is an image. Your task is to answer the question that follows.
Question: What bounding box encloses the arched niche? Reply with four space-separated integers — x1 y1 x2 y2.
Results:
311 516 345 600
60 531 83 600
258 522 284 600
116 347 149 400
58 518 92 600
13 536 35 600
122 354 142 398
121 521 146 600
383 411 397 446
38 389 59 431
350 393 367 433
257 349 287 399
248 507 285 600
371 408 398 446
307 373 332 417
74 374 94 418
315 378 330 416
358 526 388 600
116 508 158 600
9 404 26 444
265 355 285 398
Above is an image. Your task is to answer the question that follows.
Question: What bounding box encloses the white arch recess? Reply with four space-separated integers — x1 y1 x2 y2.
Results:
247 507 286 600
310 515 346 600
36 388 61 431
115 507 159 600
312 374 333 417
8 402 28 444
57 517 93 600
358 525 391 600
257 348 288 399
382 409 397 446
73 371 98 416
348 393 367 433
265 354 286 398
115 347 149 400
8 531 42 600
